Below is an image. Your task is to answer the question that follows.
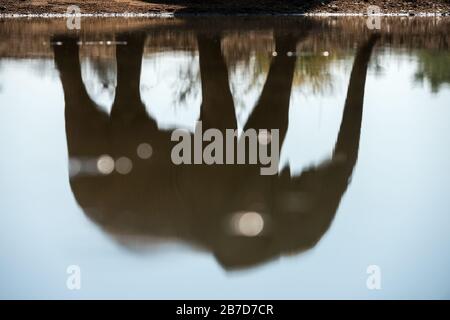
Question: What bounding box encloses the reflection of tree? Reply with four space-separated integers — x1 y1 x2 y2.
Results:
173 53 200 107
230 53 269 112
293 54 334 95
229 50 338 106
414 50 450 93
30 60 56 79
81 57 116 108
88 58 116 87
154 30 381 113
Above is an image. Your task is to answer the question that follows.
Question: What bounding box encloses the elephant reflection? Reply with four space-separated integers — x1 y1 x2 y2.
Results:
52 29 378 270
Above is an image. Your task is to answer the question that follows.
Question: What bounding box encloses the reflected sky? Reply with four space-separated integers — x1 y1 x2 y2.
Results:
0 17 450 299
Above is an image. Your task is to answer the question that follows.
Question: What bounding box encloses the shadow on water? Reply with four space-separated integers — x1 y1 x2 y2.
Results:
142 0 333 14
52 24 379 270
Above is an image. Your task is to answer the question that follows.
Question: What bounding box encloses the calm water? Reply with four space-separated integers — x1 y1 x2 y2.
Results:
1 16 450 299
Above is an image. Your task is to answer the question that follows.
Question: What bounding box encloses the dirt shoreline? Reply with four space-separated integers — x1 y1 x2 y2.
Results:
1 1 450 16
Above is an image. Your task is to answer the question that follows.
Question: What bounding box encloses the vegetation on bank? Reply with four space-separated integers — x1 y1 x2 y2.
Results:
1 0 450 15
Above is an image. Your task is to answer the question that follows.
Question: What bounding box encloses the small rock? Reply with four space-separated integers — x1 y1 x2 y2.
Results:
329 4 339 12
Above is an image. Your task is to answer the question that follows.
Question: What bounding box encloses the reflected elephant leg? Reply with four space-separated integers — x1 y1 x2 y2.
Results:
197 33 237 132
52 35 109 157
111 32 148 123
243 32 299 147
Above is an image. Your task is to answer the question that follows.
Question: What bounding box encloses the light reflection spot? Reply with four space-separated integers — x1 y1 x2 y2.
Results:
97 155 115 175
69 158 82 177
115 157 133 175
231 212 264 237
137 143 153 159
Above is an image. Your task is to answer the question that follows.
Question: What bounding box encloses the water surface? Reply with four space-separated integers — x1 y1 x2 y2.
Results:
1 16 450 299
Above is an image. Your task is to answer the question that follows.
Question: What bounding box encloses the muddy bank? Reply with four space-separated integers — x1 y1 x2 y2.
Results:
1 16 449 60
1 0 450 16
